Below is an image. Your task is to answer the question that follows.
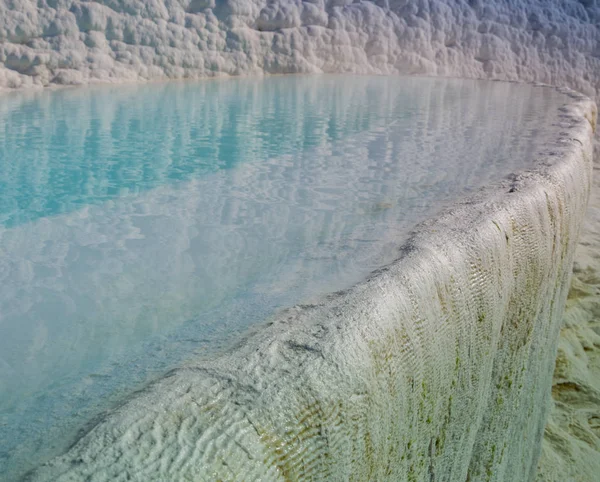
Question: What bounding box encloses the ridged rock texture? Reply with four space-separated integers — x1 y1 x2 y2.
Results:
536 136 600 482
1 1 600 481
0 1 598 98
23 93 596 481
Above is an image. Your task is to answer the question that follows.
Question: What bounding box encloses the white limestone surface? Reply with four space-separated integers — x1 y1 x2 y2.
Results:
0 1 599 98
21 89 595 481
536 137 600 482
2 1 600 480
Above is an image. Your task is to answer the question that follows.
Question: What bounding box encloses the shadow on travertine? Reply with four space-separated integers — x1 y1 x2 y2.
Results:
537 136 600 481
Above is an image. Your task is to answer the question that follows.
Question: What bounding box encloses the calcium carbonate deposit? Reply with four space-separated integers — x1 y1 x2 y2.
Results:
0 1 598 97
1 1 599 481
21 92 596 482
536 138 600 482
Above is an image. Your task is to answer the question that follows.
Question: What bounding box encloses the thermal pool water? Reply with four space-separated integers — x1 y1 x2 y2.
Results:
0 75 576 479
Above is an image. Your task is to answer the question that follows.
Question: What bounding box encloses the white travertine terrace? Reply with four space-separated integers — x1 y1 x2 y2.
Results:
23 91 596 481
0 1 599 99
1 0 599 480
536 137 600 482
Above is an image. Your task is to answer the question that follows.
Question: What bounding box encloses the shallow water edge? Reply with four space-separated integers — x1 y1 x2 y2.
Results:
20 87 596 481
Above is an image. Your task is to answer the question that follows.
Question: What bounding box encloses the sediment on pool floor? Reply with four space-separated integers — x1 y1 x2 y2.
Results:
23 93 596 482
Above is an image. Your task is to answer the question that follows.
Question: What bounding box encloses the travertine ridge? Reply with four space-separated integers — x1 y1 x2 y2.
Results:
0 1 599 99
24 90 596 482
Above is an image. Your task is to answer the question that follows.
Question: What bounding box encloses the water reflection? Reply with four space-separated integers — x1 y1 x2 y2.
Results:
0 75 566 479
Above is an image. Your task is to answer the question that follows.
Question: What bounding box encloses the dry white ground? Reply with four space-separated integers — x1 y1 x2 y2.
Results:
536 136 600 482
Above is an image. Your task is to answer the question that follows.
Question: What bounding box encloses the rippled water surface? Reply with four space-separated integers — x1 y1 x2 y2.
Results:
0 75 568 479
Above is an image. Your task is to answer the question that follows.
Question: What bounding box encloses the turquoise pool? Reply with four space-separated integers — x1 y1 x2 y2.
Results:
0 75 569 479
